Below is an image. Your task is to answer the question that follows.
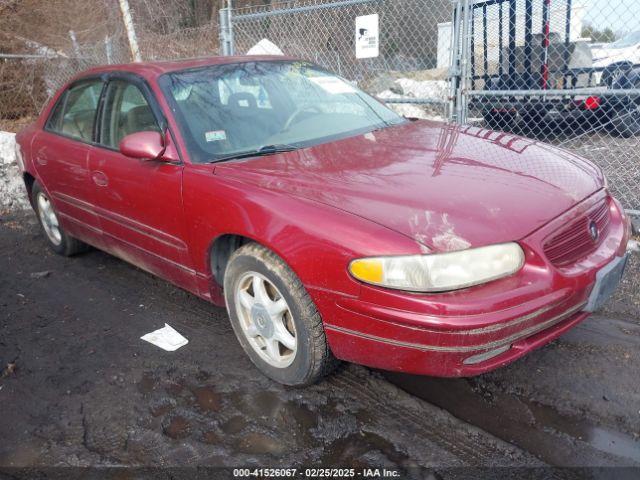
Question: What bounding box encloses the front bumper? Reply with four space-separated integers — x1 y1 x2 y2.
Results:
315 190 630 377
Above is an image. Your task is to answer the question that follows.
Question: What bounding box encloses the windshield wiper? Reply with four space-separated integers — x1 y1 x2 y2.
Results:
209 144 299 163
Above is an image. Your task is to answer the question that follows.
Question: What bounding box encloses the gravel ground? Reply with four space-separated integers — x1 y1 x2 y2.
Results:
386 250 640 468
2 209 640 476
0 212 542 477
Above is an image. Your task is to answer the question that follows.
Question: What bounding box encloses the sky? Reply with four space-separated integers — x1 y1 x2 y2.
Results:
581 0 640 32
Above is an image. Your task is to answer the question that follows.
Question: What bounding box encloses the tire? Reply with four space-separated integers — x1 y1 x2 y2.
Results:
610 106 640 138
484 110 518 133
602 62 634 88
223 242 338 386
32 181 89 256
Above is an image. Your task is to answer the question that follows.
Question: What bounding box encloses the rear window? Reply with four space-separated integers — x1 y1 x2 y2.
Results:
46 80 104 142
45 92 67 132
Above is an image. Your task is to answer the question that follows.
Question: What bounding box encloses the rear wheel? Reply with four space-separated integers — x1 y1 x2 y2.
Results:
223 243 338 386
32 181 89 256
610 105 640 138
602 62 634 88
484 109 518 132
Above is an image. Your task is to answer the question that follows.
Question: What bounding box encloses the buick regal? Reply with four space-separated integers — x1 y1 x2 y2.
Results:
15 57 630 385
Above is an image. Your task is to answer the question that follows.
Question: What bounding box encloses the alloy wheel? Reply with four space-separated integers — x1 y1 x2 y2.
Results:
234 271 297 368
37 192 62 246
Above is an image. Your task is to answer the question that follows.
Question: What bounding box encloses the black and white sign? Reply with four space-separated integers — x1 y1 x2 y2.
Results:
355 14 379 59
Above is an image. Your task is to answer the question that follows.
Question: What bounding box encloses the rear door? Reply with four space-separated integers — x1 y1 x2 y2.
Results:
31 78 105 241
88 74 195 289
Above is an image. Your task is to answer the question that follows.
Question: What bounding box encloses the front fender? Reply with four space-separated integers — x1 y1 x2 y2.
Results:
182 165 422 302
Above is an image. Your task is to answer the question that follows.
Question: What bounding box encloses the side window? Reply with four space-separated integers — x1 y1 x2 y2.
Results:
100 80 160 149
45 91 67 132
56 81 103 141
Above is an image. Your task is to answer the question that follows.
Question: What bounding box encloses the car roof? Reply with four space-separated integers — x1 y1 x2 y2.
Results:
73 55 300 83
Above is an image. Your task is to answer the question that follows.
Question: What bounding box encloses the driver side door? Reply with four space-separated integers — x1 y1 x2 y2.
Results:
88 75 196 290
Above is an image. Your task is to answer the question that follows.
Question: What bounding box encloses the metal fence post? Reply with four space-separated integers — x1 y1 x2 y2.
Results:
227 0 235 56
448 0 463 123
219 0 235 56
219 8 229 55
68 30 81 58
458 0 472 124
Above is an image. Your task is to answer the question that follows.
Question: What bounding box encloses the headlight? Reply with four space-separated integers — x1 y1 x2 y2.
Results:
349 242 524 293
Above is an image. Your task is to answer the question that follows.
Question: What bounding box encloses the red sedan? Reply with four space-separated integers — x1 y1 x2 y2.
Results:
15 57 630 385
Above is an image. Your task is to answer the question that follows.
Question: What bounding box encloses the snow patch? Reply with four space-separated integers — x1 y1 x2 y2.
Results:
247 39 284 56
377 77 448 121
0 131 30 211
395 78 448 102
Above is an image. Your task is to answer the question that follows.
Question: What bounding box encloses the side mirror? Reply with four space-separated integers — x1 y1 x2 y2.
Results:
119 131 166 161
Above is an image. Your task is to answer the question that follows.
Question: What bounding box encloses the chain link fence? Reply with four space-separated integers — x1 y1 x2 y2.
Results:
459 0 640 210
1 0 640 211
224 0 640 211
1 55 101 132
0 30 130 132
137 23 220 61
0 13 218 132
227 0 453 121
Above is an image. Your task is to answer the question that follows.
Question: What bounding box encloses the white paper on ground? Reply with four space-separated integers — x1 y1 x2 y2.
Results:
141 323 189 351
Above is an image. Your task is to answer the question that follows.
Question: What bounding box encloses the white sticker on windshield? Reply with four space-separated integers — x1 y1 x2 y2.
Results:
309 76 356 94
205 130 227 142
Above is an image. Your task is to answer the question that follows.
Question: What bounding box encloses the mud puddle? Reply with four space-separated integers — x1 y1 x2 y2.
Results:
384 373 640 467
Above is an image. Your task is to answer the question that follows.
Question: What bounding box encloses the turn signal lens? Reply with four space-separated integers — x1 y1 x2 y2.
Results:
349 243 525 293
349 258 384 284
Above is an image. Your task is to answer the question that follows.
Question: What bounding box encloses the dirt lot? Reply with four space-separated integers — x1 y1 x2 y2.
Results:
0 212 541 477
1 210 640 477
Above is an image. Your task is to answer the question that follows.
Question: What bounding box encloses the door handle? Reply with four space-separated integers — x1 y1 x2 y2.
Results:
35 155 48 165
91 171 108 187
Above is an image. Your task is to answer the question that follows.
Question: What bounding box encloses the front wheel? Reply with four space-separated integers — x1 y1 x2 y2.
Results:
223 243 338 386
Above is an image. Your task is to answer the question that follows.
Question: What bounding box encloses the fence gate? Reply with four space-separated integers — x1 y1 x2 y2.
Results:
459 0 640 212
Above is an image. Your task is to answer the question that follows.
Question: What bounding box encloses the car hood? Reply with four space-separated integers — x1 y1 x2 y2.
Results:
592 45 638 67
215 121 603 252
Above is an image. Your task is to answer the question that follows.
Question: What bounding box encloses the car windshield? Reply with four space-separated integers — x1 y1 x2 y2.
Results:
159 60 405 163
610 31 640 49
